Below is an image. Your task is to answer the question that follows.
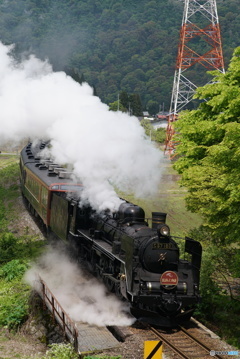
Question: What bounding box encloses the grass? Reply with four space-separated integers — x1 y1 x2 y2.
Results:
121 156 202 238
0 276 30 329
0 154 19 169
0 159 45 330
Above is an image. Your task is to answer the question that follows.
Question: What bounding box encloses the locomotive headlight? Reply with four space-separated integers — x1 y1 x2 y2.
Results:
146 282 161 292
177 282 188 294
157 224 170 237
146 282 152 291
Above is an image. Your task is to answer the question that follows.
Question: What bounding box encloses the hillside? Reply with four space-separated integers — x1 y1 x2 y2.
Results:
0 0 239 113
0 152 199 359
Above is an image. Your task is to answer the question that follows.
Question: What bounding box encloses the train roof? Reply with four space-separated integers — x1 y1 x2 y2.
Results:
20 141 82 189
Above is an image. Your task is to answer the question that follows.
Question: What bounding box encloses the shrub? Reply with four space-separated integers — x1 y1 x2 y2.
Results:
0 259 29 281
4 302 29 329
0 233 18 263
43 343 78 359
0 278 29 329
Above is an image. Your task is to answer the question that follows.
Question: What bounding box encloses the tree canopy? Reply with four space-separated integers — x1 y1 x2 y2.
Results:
0 0 239 112
174 47 240 244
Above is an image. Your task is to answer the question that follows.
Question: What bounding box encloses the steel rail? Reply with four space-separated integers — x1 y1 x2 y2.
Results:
149 326 226 359
179 325 225 359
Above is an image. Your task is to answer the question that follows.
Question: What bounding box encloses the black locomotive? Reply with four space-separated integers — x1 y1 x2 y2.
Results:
20 141 202 327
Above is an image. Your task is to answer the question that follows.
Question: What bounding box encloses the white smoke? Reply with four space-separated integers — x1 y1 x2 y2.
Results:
25 245 135 327
0 41 163 211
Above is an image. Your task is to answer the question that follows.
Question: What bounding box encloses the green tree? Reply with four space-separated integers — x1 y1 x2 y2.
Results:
108 100 126 112
0 0 239 110
141 119 152 134
173 47 240 244
155 127 166 143
119 91 129 109
64 67 85 84
140 120 166 143
129 93 143 116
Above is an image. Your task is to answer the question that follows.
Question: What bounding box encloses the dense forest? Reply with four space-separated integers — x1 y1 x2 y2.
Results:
0 0 239 113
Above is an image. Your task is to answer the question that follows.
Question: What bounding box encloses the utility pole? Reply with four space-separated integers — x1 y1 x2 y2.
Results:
165 0 225 158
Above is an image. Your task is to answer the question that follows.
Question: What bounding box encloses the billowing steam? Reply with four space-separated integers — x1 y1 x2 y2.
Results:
25 245 135 327
0 41 163 211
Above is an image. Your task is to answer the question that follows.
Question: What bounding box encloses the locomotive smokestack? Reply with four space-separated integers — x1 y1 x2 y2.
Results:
152 212 167 229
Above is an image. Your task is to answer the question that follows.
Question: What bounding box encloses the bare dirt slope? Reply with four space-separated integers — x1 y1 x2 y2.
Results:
0 329 47 358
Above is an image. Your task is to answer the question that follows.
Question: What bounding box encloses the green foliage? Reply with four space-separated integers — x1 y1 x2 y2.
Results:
4 302 28 329
0 163 19 187
129 93 143 116
0 233 18 262
188 226 240 348
108 101 126 112
154 127 166 143
174 49 240 342
0 163 21 233
140 119 154 139
0 159 45 331
119 91 129 109
174 47 240 244
23 344 121 359
0 232 45 264
0 0 238 109
109 90 143 116
140 120 166 143
42 343 78 359
0 259 29 281
195 247 222 317
0 278 29 329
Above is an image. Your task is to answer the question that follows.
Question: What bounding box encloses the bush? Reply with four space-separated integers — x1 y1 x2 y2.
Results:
4 302 29 329
0 232 46 264
155 127 166 143
43 343 78 359
191 231 240 348
0 278 29 329
0 259 29 281
0 233 19 263
140 120 166 143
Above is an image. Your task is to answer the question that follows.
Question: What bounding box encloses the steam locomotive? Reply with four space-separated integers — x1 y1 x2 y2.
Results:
20 141 202 327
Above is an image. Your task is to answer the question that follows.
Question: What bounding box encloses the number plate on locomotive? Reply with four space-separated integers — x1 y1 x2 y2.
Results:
152 243 173 249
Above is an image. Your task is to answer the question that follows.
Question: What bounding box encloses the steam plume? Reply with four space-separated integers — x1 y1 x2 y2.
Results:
25 245 135 327
0 42 163 211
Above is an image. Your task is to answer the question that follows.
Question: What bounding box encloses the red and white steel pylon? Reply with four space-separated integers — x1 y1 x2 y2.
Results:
165 0 225 157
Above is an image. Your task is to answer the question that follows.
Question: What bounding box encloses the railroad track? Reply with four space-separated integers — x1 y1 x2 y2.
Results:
149 325 228 359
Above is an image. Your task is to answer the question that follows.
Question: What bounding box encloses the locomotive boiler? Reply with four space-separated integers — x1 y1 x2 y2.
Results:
20 141 202 327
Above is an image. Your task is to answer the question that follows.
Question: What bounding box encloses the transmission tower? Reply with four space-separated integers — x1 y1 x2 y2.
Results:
165 0 224 157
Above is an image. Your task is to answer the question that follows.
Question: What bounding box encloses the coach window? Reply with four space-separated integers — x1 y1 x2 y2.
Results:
32 179 40 199
41 186 48 207
21 169 26 183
